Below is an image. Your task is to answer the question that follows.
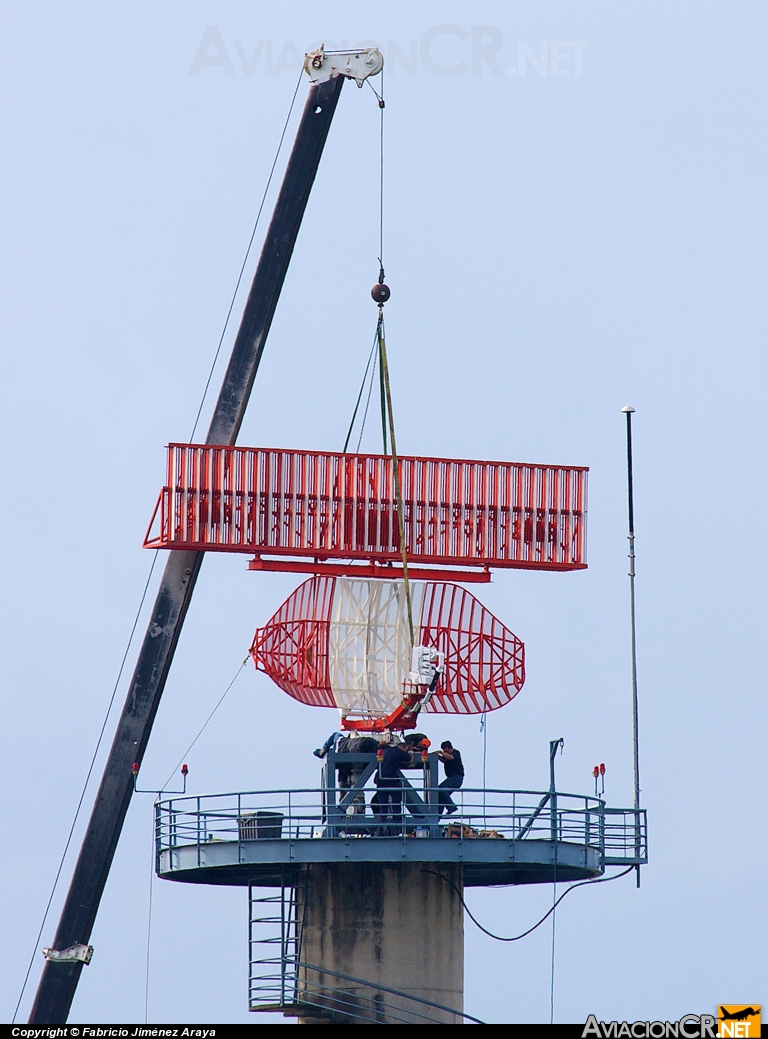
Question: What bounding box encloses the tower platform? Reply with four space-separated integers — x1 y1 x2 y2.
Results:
155 785 646 888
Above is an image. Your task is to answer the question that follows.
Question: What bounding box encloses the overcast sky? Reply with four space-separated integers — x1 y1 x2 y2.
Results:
2 0 766 1026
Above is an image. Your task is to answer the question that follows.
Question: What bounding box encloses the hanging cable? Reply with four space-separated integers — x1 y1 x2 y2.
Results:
480 713 488 785
342 328 379 453
422 866 635 942
343 73 387 460
15 61 308 1029
550 843 558 1023
144 807 155 1024
355 347 379 454
188 69 304 442
363 70 414 644
377 311 414 646
12 552 160 1023
137 652 250 1018
480 713 488 822
378 331 389 455
159 657 249 792
366 70 385 265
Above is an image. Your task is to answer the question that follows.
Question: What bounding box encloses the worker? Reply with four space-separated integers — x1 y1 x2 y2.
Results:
374 738 414 834
436 740 464 816
313 731 342 759
336 735 379 817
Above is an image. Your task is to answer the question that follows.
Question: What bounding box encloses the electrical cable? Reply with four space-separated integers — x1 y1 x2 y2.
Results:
188 69 304 442
480 713 488 822
14 59 314 1028
550 843 558 1023
12 551 161 1023
422 866 635 943
158 657 249 792
144 807 155 1024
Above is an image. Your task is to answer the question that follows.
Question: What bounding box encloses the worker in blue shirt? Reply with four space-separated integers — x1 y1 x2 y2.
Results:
436 741 464 816
374 739 414 834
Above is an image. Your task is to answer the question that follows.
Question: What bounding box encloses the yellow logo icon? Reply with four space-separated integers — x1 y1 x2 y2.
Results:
718 1006 761 1038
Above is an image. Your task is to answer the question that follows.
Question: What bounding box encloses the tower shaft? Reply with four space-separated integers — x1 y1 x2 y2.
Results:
296 863 464 1024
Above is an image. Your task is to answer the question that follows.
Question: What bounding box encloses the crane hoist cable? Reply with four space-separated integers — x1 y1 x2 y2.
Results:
376 302 414 648
343 72 414 648
369 72 414 648
343 77 387 457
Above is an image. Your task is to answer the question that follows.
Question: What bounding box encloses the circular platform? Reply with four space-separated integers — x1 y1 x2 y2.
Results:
155 787 646 888
158 833 601 887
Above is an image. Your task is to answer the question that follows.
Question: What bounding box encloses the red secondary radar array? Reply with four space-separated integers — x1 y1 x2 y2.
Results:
144 444 588 579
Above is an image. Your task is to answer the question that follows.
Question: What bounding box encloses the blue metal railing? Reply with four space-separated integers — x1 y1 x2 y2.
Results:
155 787 647 867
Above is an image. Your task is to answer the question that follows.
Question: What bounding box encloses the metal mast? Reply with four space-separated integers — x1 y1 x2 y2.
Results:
29 53 378 1022
622 405 640 815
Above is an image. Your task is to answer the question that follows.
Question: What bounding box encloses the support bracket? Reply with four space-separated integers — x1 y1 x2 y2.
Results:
303 45 384 86
42 944 93 965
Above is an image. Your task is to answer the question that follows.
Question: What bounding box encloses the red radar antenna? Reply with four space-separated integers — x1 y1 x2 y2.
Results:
250 576 524 732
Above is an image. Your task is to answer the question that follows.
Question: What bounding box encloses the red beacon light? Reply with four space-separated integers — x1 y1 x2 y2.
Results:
599 763 605 775
592 765 600 778
131 762 139 777
181 764 189 776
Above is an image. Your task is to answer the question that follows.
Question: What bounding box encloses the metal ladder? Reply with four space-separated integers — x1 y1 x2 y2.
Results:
248 876 303 1013
248 876 482 1024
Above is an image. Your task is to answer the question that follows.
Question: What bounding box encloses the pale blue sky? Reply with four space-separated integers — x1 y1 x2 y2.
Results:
1 0 766 1025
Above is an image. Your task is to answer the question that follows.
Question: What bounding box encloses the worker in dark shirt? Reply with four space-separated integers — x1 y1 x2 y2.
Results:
375 740 413 834
436 741 464 816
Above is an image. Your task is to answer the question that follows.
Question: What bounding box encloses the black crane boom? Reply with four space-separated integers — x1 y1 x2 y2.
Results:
29 71 345 1024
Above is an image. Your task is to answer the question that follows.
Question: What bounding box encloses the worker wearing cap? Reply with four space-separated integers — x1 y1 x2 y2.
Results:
436 741 464 816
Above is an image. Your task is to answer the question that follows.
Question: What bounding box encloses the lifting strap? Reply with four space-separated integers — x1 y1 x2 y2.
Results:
376 308 414 647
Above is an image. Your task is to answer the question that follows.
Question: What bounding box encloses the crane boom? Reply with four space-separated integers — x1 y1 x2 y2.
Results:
28 55 372 1022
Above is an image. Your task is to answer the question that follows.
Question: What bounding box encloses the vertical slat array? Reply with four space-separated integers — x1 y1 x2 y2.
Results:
145 445 587 571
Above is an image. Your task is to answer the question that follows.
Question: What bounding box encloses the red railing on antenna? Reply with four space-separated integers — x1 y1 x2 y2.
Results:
144 444 587 575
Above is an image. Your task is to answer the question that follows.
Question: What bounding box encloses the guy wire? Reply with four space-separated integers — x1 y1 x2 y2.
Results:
159 657 249 792
12 552 160 1022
